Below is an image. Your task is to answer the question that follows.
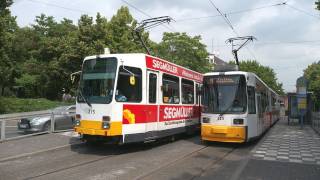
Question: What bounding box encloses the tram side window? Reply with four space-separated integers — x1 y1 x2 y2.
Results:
162 74 180 104
272 96 276 107
182 79 194 104
196 84 199 104
116 66 142 102
247 86 256 114
149 73 157 103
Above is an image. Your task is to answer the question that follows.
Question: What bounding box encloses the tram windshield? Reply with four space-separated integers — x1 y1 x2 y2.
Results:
78 57 117 104
202 75 247 114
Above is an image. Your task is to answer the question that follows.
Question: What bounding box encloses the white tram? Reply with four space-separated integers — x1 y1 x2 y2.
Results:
201 71 280 143
74 53 202 144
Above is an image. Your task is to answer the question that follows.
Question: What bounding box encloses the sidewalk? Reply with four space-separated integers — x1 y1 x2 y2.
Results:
242 118 320 180
197 118 320 180
0 132 81 162
252 118 320 165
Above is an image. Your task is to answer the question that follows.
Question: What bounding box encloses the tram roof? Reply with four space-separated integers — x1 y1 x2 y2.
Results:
83 53 203 76
203 71 279 96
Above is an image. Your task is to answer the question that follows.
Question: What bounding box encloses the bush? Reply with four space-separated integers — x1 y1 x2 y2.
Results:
0 97 74 114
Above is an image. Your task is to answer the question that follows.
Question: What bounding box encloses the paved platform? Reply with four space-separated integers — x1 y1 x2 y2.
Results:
198 119 320 180
252 119 320 165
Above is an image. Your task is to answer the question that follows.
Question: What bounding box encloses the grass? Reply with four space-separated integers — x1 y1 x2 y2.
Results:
0 97 74 114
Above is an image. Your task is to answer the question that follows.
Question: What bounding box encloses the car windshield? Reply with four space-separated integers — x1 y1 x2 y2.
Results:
77 57 117 104
202 75 247 114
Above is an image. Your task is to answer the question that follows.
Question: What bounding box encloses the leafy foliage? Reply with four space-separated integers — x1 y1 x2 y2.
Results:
304 61 320 109
0 97 73 114
2 2 284 109
316 0 320 10
157 32 212 73
230 60 284 95
0 0 18 96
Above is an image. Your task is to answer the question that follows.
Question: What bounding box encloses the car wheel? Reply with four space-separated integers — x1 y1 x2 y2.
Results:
43 122 51 132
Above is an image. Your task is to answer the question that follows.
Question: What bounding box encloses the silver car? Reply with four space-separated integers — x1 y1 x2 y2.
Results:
17 105 76 133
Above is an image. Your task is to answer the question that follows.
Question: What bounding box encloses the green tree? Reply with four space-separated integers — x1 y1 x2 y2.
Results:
106 6 147 53
231 60 284 95
304 61 320 109
157 32 212 73
0 0 18 96
16 14 80 99
316 0 320 10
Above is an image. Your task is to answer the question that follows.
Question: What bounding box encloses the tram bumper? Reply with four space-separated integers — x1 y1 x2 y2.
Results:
201 125 247 143
74 120 122 136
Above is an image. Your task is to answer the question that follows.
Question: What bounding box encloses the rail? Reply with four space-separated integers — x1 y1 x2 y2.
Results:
0 110 51 121
0 109 75 142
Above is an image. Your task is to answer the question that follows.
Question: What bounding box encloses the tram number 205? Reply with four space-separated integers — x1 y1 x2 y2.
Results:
217 116 224 121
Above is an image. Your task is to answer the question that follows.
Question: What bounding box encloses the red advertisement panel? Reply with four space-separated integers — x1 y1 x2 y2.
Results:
145 56 203 83
122 104 200 124
122 104 157 124
159 105 200 122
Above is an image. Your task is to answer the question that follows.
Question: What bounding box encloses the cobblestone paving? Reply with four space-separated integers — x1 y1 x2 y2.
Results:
252 119 320 165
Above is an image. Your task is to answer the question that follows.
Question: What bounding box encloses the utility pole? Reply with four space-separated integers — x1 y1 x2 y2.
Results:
226 36 256 70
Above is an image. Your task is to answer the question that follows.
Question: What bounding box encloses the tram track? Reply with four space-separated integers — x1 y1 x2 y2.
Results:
17 139 208 180
23 143 149 180
191 146 237 179
135 143 237 180
25 153 117 180
1 136 245 180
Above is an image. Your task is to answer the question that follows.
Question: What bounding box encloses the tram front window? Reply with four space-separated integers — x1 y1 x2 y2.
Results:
78 57 117 104
203 75 247 114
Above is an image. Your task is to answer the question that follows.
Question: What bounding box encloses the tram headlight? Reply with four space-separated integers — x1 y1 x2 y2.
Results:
202 117 210 123
233 118 244 125
102 116 110 129
75 120 81 126
75 114 81 126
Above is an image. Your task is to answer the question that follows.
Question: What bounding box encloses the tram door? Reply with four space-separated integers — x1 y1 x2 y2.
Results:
146 71 159 138
257 94 263 134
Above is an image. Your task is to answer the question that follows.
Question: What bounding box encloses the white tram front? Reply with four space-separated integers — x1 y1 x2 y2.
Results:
74 53 202 144
201 71 280 143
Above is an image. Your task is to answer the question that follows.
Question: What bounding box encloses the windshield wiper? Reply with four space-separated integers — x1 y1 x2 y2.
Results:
78 89 92 107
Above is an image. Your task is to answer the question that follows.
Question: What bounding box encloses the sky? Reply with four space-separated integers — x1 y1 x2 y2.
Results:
10 0 320 92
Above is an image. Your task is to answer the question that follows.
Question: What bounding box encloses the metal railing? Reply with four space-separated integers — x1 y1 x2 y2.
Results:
0 108 75 142
312 112 320 134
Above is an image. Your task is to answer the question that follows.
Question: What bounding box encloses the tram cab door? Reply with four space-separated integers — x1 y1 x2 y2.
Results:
146 71 159 139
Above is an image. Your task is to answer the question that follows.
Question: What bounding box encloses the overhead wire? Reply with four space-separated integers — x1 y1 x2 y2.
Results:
175 2 287 22
210 39 320 48
26 0 95 15
120 0 176 32
287 4 320 20
207 0 258 60
208 0 236 33
23 0 316 62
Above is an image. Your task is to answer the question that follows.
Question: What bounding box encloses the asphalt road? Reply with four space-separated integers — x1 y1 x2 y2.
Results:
0 131 319 180
0 137 248 180
0 135 255 180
